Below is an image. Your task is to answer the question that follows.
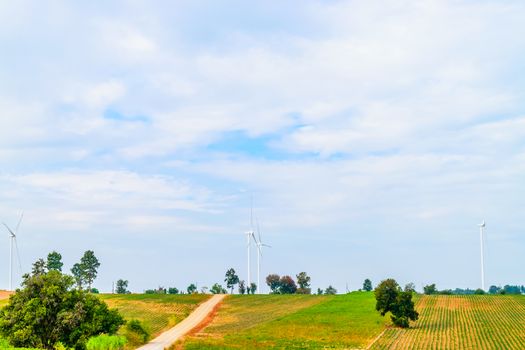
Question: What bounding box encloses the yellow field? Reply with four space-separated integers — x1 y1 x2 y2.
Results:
371 295 525 350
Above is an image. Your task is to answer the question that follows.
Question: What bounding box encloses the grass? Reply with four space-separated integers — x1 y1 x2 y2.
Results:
100 293 210 349
181 292 388 349
370 294 525 350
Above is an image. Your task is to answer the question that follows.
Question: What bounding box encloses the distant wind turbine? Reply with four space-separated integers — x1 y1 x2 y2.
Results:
3 212 23 291
255 217 271 294
244 197 256 287
478 220 486 291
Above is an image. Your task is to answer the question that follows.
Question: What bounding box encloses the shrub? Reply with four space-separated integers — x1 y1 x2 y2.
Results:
124 320 150 344
86 335 127 350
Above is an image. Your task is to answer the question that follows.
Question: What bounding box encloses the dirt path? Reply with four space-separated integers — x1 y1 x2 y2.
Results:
136 294 226 350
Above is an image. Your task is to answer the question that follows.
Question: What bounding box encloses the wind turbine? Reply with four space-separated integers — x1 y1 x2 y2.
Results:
3 213 23 291
244 198 256 287
254 217 271 294
478 220 486 291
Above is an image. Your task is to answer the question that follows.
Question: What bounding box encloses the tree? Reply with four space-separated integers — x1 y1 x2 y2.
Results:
46 251 63 272
224 268 239 294
71 263 84 289
80 250 100 291
266 274 281 294
363 279 373 292
32 259 47 276
423 284 437 295
238 280 246 295
474 288 485 295
168 287 179 295
374 278 418 328
187 283 197 294
404 283 416 293
325 285 337 295
0 269 124 350
116 279 129 294
249 282 257 295
210 283 227 294
317 288 324 295
279 276 297 294
296 272 311 294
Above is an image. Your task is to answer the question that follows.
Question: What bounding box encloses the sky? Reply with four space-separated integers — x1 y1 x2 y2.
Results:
1 0 524 293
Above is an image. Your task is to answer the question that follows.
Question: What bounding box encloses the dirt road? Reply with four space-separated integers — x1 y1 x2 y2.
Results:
136 294 225 350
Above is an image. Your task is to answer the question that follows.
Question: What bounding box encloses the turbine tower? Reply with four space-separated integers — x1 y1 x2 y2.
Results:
479 220 486 291
254 218 271 294
3 213 23 291
244 198 255 287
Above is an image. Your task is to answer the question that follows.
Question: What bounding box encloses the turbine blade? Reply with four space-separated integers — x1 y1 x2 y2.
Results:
14 237 22 272
15 212 24 234
262 244 272 248
3 223 15 237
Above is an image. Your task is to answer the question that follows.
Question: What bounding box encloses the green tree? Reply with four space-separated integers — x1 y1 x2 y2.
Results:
116 279 129 294
296 272 311 294
80 250 100 291
375 278 419 328
325 285 337 295
279 276 297 294
168 287 179 295
46 251 63 272
317 288 324 295
0 269 123 350
404 283 416 293
363 279 373 292
210 283 227 294
423 283 437 295
32 259 47 276
187 283 197 294
266 274 281 294
224 268 239 294
238 280 246 295
71 263 84 289
249 282 257 294
474 288 485 295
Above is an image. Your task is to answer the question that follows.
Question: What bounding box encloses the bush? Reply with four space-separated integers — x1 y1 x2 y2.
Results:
124 320 150 345
86 335 127 350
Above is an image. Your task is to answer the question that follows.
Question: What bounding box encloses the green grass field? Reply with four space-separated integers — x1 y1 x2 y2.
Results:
371 295 525 350
101 293 210 349
181 292 388 349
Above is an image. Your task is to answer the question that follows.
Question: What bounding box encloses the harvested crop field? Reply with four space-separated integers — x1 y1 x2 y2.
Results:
371 295 525 350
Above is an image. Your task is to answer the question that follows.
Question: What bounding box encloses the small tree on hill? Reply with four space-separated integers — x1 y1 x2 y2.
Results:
279 276 297 294
116 279 129 294
238 280 246 295
266 274 281 294
46 251 63 272
168 287 179 294
80 250 100 291
187 283 197 294
296 272 311 294
423 284 437 295
363 279 373 291
325 285 337 295
32 259 47 276
224 268 239 294
210 283 227 294
317 288 324 295
249 282 257 294
375 278 418 328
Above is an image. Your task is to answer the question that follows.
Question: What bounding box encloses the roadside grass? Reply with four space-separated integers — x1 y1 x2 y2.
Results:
181 292 388 349
370 295 525 350
101 293 210 349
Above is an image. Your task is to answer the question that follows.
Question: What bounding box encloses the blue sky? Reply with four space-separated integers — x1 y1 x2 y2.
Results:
1 0 524 293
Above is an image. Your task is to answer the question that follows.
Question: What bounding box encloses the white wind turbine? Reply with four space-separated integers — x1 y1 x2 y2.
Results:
3 213 23 291
478 220 486 291
244 200 256 287
254 217 271 294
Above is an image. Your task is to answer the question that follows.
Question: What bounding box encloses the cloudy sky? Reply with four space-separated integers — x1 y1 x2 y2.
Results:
1 0 524 293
